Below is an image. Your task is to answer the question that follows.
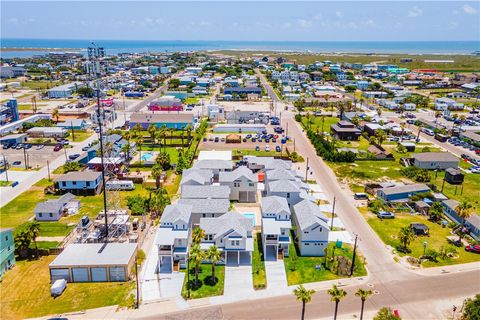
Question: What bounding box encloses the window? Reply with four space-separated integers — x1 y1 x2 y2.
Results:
286 193 290 198
62 182 66 187
304 231 309 234
49 213 53 217
249 183 254 187
86 181 90 187
305 243 310 246
39 213 42 217
5 235 8 241
202 214 206 217
72 181 77 185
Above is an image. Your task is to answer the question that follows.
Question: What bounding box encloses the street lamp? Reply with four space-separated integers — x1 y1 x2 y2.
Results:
350 233 359 277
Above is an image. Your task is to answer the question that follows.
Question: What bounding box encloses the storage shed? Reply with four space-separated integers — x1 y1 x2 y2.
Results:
226 134 241 144
49 243 137 283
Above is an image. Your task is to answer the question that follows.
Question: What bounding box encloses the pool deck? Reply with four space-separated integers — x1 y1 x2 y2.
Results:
234 204 262 228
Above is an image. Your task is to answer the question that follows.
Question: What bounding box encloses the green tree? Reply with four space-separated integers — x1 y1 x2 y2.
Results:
428 202 444 222
328 284 347 320
152 188 170 217
52 108 60 123
136 136 144 164
455 201 473 243
375 129 387 147
148 124 157 146
356 288 373 320
155 152 171 171
462 294 480 320
192 227 206 244
293 285 315 320
62 161 82 173
27 221 40 255
151 164 163 189
207 245 222 284
398 226 415 251
373 307 401 320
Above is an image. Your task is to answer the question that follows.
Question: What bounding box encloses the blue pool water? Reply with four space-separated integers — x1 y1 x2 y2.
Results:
141 152 154 161
242 212 256 227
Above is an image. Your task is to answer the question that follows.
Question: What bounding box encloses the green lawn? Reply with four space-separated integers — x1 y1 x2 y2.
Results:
137 147 180 164
184 97 199 105
32 241 61 250
359 207 480 267
300 116 338 134
431 168 480 210
0 255 133 320
68 130 93 142
0 180 12 187
284 240 367 286
37 222 75 237
252 234 267 290
234 149 283 157
21 80 60 90
181 264 225 299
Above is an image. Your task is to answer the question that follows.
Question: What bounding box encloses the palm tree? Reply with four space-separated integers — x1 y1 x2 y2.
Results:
189 244 204 287
136 136 144 164
455 201 473 243
122 131 133 161
400 122 406 142
152 188 170 217
151 163 163 189
398 226 415 251
148 124 157 147
185 124 192 146
328 284 347 320
355 288 373 320
375 129 387 147
27 221 41 256
434 111 442 128
192 227 206 244
207 245 222 283
52 108 60 123
293 285 315 320
155 152 171 170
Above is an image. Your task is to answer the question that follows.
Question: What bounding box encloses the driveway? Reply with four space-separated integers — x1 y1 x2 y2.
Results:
222 265 254 299
264 260 288 292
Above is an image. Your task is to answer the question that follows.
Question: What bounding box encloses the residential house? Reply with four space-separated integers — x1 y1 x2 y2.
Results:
377 184 430 202
0 229 15 278
56 119 88 130
330 121 361 141
155 204 192 273
292 200 330 256
442 200 480 241
265 179 302 207
55 171 103 195
193 159 234 181
34 193 80 221
26 127 66 138
129 113 195 130
261 196 291 261
219 166 257 203
199 211 253 266
48 82 82 99
412 152 459 170
179 168 214 192
181 185 230 200
177 198 230 224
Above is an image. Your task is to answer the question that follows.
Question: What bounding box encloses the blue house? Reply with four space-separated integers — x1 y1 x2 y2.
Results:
442 200 480 241
336 72 347 81
377 184 430 202
224 87 262 95
356 81 370 90
55 171 103 195
0 228 15 278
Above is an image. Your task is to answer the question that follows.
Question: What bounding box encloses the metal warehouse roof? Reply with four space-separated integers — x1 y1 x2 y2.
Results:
49 243 137 267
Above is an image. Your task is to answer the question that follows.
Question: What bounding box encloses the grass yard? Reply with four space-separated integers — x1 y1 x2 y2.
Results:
32 241 61 249
184 97 199 105
137 147 181 164
431 169 480 210
0 256 133 320
234 149 283 158
284 241 367 286
0 180 13 187
252 234 267 290
68 130 93 142
359 207 480 267
181 264 225 299
21 80 60 90
37 222 75 237
299 116 338 134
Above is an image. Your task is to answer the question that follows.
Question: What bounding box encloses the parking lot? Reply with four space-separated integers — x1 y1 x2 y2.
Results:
1 145 67 169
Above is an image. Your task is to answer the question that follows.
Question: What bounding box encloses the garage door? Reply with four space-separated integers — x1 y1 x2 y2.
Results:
51 268 70 282
91 267 108 282
109 267 126 282
72 267 89 282
239 191 255 203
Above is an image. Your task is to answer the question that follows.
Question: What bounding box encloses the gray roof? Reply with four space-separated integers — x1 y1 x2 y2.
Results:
130 112 194 124
34 193 76 213
49 243 137 267
177 198 230 214
293 200 329 231
261 196 290 215
264 159 292 170
161 204 192 225
219 166 256 182
265 168 297 181
181 185 230 199
380 184 430 196
467 214 480 229
194 159 234 170
442 199 459 209
180 168 213 185
413 152 459 163
55 170 101 182
200 211 252 239
267 179 301 193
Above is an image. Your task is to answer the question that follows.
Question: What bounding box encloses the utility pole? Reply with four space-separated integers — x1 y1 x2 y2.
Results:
47 160 51 181
88 43 109 241
305 157 309 182
64 147 67 162
23 148 28 170
70 121 75 141
135 257 140 309
330 196 336 230
350 234 358 276
3 155 8 182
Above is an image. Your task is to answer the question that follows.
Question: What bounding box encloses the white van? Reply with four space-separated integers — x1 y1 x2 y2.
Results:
51 279 67 297
422 128 434 136
106 180 135 191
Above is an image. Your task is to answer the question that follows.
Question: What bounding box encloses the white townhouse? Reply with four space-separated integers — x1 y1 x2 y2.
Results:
178 198 230 224
199 211 254 266
265 179 303 207
193 159 234 181
261 196 292 261
181 185 230 200
292 200 330 256
179 168 214 192
155 204 192 273
219 166 257 203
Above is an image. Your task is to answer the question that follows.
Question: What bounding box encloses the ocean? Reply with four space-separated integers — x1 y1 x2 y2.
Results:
1 39 479 58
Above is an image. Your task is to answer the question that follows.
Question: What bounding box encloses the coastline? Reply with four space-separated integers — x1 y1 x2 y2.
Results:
1 47 80 52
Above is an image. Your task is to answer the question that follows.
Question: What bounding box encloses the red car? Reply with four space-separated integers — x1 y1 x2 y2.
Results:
465 245 480 254
53 144 63 152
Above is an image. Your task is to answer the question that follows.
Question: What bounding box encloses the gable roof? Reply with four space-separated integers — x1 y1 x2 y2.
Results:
293 200 329 231
194 159 234 170
181 185 230 199
55 170 101 182
200 211 252 239
261 196 290 215
177 198 230 214
413 152 459 163
265 168 297 181
161 204 192 225
380 183 430 196
267 179 301 193
180 168 213 185
34 193 76 213
219 166 256 183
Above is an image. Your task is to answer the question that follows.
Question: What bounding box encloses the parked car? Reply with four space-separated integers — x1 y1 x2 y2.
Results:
220 137 226 142
54 144 63 152
245 134 252 139
68 154 80 160
255 145 260 151
252 137 257 142
36 144 45 150
354 193 369 200
465 245 480 254
24 143 32 149
242 138 247 142
12 161 21 166
275 146 281 152
15 144 24 150
377 211 395 219
82 146 90 151
214 137 219 143
265 145 270 152
203 137 207 142
2 143 11 149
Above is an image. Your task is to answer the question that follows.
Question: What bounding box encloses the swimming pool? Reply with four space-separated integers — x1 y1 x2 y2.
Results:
242 212 256 227
141 152 154 161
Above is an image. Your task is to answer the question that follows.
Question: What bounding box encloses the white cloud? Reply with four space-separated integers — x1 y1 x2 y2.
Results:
335 11 343 18
313 14 322 21
7 18 19 24
408 6 423 18
362 19 375 27
283 22 292 29
462 4 478 15
297 19 312 28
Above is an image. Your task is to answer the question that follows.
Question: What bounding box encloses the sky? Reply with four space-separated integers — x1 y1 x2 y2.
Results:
1 1 479 41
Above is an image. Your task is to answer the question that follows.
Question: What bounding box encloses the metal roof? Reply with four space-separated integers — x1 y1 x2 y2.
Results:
219 166 256 183
55 170 102 182
261 196 290 216
49 243 137 267
200 211 252 239
293 200 329 232
413 152 459 163
181 185 230 199
177 198 230 214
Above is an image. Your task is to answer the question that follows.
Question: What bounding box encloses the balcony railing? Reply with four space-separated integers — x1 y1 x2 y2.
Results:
265 239 278 245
